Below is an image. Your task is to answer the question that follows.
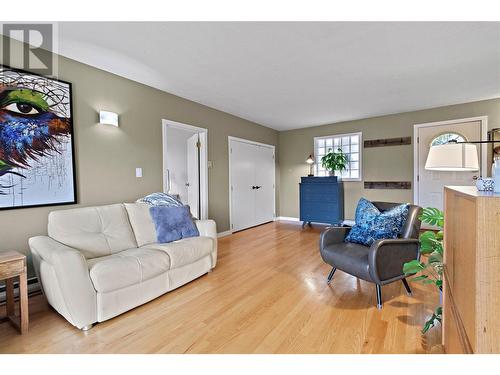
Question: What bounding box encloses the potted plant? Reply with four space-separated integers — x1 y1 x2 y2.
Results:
320 148 348 177
403 207 444 334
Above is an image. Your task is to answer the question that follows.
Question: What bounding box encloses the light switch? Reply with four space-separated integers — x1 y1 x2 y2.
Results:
208 161 213 168
135 168 143 178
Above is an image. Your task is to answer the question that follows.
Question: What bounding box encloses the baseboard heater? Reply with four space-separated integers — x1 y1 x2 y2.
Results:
0 277 41 305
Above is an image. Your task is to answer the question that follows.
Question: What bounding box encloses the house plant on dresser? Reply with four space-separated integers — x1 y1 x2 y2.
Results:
299 148 347 228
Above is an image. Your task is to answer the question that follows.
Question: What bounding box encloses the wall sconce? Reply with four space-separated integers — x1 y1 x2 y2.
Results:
306 154 315 176
99 110 119 127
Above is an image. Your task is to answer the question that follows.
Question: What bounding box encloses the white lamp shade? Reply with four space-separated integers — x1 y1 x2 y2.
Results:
425 143 479 171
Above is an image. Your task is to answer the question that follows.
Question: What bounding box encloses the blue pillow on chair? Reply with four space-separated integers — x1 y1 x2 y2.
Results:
345 198 409 246
150 205 199 243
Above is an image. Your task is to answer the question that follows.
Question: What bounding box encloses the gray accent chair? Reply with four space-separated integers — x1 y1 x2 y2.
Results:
319 202 422 309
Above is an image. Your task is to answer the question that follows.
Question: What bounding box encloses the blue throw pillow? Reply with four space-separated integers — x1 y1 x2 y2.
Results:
345 198 409 246
149 205 199 243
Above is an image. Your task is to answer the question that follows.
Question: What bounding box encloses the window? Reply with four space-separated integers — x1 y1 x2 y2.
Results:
314 132 362 180
430 132 466 146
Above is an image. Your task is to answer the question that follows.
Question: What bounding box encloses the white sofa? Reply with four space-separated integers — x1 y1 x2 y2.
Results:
29 203 217 330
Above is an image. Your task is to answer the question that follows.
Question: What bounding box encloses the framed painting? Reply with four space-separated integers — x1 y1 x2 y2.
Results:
0 64 76 210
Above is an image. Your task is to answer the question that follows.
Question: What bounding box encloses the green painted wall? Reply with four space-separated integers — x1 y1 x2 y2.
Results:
279 98 500 220
0 37 278 260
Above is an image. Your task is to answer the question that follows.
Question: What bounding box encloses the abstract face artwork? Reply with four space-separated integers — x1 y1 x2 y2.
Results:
0 65 76 209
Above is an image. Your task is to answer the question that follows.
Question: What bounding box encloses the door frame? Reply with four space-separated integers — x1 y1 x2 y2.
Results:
162 119 208 220
228 136 276 232
413 116 488 205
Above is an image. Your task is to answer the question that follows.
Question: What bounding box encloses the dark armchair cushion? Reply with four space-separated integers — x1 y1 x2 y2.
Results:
345 198 409 246
320 242 372 282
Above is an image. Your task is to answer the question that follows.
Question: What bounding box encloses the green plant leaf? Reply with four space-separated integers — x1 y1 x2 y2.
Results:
419 207 444 228
422 279 437 285
403 260 425 275
411 275 428 282
428 253 442 264
422 306 443 334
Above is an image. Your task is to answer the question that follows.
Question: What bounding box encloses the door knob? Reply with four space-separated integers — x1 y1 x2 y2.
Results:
255 186 262 189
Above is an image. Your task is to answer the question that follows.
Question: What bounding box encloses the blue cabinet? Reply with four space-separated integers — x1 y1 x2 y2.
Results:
299 176 344 227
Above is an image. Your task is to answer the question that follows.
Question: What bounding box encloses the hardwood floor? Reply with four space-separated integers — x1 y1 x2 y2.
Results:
0 221 442 353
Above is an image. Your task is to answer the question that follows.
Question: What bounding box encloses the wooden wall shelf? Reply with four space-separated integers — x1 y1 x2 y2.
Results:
364 181 411 190
364 137 412 148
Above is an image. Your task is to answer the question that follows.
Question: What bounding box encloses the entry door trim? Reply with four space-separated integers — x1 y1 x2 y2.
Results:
413 116 488 205
162 119 209 220
228 136 276 232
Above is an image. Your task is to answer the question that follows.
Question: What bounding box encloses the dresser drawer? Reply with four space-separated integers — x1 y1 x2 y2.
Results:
300 184 340 203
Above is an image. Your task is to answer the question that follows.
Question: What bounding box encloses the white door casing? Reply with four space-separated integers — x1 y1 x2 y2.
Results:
187 133 200 219
413 116 488 211
162 119 208 220
229 137 275 232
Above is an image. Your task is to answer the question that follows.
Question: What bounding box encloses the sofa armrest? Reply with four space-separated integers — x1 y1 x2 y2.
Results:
368 238 420 284
29 236 97 329
195 219 217 267
319 226 351 250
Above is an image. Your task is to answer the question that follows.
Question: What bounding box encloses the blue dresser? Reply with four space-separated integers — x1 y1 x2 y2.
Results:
299 176 344 227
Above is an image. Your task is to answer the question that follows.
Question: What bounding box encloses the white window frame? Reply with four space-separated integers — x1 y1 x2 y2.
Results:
313 132 362 181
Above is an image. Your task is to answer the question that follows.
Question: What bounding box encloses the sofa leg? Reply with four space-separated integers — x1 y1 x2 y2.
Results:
327 267 336 284
80 324 93 331
376 285 382 309
402 278 412 296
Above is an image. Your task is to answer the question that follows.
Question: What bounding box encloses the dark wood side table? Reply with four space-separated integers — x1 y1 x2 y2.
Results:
0 251 28 334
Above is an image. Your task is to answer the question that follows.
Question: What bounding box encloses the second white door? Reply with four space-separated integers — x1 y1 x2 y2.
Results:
186 133 200 219
230 138 275 232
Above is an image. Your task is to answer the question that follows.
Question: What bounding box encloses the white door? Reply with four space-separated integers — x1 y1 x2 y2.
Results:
417 120 482 211
254 145 275 225
230 138 275 232
186 133 200 219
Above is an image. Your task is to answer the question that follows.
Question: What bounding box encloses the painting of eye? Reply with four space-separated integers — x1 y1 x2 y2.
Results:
4 102 42 115
0 65 76 209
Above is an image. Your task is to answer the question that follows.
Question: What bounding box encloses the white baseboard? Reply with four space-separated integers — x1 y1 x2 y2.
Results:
275 217 354 226
275 216 300 222
217 230 233 238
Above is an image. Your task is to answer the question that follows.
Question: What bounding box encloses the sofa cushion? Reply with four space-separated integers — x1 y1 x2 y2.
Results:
143 236 213 269
124 203 157 247
48 204 138 259
88 248 171 293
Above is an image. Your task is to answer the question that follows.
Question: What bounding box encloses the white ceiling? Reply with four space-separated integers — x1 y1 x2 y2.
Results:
54 22 500 130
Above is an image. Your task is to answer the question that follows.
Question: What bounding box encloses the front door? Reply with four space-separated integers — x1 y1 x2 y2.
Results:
417 120 482 211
